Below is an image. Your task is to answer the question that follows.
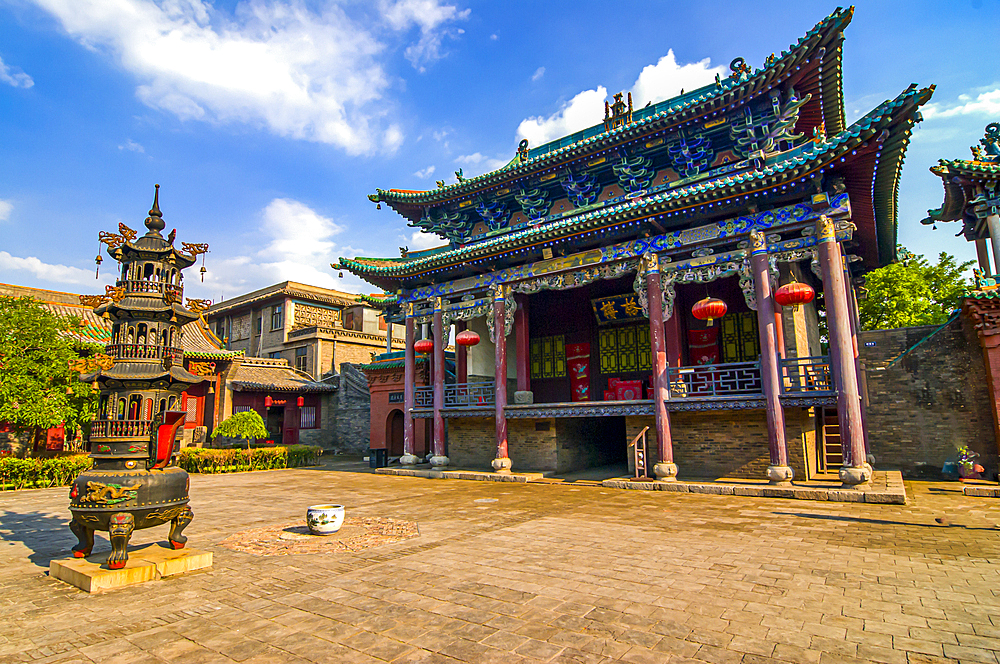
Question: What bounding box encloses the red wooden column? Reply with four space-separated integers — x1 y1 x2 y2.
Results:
664 301 682 369
430 298 448 468
646 254 677 481
816 216 869 486
455 320 468 384
749 231 792 484
514 293 530 396
492 286 511 473
843 258 870 457
401 305 418 465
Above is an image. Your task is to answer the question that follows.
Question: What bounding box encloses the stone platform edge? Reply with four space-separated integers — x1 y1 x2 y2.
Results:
603 470 906 504
964 485 1000 497
376 467 906 503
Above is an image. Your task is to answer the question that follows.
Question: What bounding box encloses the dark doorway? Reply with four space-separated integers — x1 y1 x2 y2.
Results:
387 410 404 457
266 406 284 444
594 416 628 466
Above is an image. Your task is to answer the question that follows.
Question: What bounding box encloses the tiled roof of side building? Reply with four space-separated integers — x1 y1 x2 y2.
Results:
368 7 853 211
341 84 931 283
229 357 335 392
206 281 359 315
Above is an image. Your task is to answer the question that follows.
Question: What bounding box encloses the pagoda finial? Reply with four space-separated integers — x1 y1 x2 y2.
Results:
145 184 165 233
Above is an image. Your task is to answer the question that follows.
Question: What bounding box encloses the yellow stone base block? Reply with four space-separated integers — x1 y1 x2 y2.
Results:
50 546 212 593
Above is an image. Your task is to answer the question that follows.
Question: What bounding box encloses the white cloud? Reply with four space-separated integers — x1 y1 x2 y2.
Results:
516 49 724 146
631 50 725 107
517 86 608 146
923 87 1000 120
30 0 468 154
455 152 507 177
489 33 497 41
0 200 12 222
0 54 33 88
118 139 145 153
406 230 445 251
414 165 436 178
0 251 112 285
196 198 348 294
379 0 470 71
531 66 545 82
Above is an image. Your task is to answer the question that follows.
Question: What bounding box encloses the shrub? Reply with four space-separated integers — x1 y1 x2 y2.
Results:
176 445 322 474
0 454 92 491
211 411 268 442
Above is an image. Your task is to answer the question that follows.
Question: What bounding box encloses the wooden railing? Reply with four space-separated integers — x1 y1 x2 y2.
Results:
119 280 182 297
91 419 154 438
414 386 433 407
780 356 834 393
445 382 495 407
666 361 763 398
106 344 183 362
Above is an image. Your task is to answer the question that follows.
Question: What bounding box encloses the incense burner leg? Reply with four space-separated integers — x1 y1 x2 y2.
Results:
107 512 134 570
168 506 194 550
69 517 94 558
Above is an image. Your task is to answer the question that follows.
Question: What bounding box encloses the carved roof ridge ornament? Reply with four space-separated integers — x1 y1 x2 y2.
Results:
604 91 633 133
972 122 1000 163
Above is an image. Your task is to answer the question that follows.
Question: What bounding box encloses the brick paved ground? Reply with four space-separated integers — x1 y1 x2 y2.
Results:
2 461 1000 664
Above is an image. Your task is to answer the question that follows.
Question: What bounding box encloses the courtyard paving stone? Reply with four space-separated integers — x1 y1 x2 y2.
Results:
2 461 1000 663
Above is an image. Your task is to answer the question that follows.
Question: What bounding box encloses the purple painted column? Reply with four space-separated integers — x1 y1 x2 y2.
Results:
401 305 418 465
430 298 448 468
646 254 677 481
816 216 869 486
493 286 511 473
749 231 792 484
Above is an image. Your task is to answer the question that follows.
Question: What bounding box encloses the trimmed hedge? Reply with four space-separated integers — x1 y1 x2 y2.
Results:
176 445 322 474
0 454 92 491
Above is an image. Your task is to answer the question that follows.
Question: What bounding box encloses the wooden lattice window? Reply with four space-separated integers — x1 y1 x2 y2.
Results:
530 335 566 379
720 312 760 362
598 324 651 375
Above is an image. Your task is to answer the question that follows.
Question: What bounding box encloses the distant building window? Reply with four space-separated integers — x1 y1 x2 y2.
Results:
255 315 262 334
344 311 354 330
271 304 283 330
268 351 282 359
378 316 387 331
233 405 254 414
300 406 317 429
295 347 308 372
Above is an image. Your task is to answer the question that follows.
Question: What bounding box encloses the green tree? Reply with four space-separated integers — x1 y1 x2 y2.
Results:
212 410 268 447
858 246 973 331
0 296 102 454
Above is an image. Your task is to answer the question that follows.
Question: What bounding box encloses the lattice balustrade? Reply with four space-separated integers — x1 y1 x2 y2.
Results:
90 419 155 438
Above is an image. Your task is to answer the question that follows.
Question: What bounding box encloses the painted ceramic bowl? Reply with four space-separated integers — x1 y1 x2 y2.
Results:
306 504 345 535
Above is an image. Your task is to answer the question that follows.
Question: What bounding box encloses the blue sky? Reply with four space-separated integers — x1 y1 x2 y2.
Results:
0 0 997 302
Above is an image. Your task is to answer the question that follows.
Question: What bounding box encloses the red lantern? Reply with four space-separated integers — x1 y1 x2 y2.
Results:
414 339 434 354
456 330 481 347
264 395 273 407
297 396 304 407
692 297 727 327
774 281 816 311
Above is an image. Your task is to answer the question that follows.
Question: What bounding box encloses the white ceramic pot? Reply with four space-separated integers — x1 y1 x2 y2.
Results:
306 504 345 535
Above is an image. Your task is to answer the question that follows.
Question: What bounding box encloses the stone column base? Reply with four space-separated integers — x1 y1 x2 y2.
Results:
399 453 420 466
429 455 450 468
766 465 794 485
653 462 678 482
839 464 872 487
491 457 512 473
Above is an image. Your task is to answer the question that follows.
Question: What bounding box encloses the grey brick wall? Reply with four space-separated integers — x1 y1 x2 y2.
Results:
860 322 997 477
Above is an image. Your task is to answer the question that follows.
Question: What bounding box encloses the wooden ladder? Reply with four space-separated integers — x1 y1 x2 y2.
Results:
629 426 649 480
818 407 844 473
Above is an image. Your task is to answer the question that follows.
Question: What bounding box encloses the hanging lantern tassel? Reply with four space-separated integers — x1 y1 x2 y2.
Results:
774 280 816 312
95 242 103 279
200 252 207 282
692 297 727 327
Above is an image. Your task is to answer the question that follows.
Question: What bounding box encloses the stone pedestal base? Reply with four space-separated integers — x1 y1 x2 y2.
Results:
839 464 873 487
50 546 212 593
399 453 420 466
429 455 450 468
653 462 678 482
491 457 512 473
766 465 794 485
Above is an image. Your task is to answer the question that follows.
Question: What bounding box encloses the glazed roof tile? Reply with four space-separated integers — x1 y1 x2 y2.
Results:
342 84 929 281
229 357 335 392
369 7 852 208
